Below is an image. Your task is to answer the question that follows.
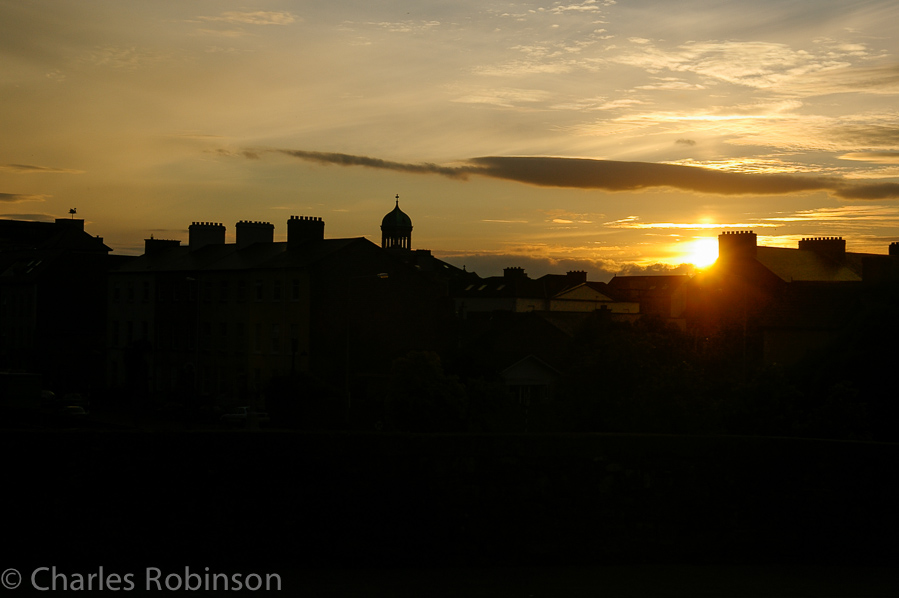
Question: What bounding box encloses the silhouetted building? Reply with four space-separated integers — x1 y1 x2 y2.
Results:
107 216 452 409
606 274 690 327
453 268 637 318
687 230 899 365
0 218 129 394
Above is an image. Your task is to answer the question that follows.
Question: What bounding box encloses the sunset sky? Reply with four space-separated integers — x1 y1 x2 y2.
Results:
2 0 899 280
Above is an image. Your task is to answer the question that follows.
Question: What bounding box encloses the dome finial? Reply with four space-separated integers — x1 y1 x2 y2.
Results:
381 195 412 251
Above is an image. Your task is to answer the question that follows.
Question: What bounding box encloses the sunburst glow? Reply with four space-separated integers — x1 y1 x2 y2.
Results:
683 237 719 268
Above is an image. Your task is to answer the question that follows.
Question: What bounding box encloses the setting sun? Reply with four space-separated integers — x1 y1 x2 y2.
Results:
684 237 719 268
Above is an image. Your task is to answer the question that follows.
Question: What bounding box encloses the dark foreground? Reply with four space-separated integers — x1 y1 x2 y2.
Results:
2 430 897 595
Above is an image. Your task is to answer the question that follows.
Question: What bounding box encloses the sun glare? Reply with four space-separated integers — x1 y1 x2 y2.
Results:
684 237 719 268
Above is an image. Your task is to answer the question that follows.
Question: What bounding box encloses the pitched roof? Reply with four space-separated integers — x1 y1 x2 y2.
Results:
755 246 868 282
453 272 615 300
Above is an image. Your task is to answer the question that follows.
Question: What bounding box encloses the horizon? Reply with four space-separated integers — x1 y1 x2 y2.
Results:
2 0 898 281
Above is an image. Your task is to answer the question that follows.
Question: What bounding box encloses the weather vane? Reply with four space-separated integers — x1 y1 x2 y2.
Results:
69 208 77 219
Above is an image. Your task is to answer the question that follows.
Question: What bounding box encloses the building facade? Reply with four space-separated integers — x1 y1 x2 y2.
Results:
0 218 126 395
107 216 452 409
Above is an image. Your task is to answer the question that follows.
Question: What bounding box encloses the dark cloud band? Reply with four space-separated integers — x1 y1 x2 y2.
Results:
276 149 474 179
268 148 899 200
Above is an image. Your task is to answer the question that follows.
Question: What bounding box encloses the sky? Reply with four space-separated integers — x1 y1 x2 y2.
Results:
2 0 899 281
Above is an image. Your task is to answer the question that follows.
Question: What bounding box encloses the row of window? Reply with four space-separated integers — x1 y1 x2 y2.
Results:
0 291 35 317
109 320 302 354
111 278 305 303
108 361 276 395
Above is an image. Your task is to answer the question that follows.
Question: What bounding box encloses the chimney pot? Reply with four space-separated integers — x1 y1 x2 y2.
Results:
188 222 225 250
235 220 274 248
287 215 324 247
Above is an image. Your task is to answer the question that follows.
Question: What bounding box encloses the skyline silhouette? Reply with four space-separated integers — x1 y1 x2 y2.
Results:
3 3 899 592
2 1 899 281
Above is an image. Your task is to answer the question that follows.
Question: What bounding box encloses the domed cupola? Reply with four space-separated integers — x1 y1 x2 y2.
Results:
381 194 412 251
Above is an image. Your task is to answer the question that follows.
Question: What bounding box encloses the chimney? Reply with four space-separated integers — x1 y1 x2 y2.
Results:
798 237 846 262
890 242 899 258
718 230 757 261
235 220 274 249
567 270 588 284
503 266 527 279
188 222 225 251
144 238 181 255
287 216 324 247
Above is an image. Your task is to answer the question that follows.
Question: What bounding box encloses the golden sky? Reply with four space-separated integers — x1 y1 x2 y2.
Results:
2 0 899 279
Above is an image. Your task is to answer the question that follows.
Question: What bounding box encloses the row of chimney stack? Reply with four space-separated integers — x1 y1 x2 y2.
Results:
718 230 854 262
190 217 324 250
146 217 326 254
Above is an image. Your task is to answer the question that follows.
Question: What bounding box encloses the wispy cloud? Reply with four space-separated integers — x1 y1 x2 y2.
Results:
84 46 168 70
612 39 882 93
0 213 55 222
349 20 441 34
607 220 777 230
0 193 48 203
452 88 553 108
550 1 607 15
839 152 899 164
762 205 899 228
665 157 821 175
197 11 297 26
0 164 84 174
261 149 899 200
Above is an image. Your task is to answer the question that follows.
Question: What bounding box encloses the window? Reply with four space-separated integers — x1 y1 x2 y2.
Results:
291 279 301 301
201 321 212 349
255 280 264 301
236 322 246 352
271 324 280 353
273 280 282 301
219 322 228 353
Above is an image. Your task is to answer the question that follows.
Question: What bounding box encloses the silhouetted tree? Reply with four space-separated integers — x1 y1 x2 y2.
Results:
384 351 467 432
463 376 521 433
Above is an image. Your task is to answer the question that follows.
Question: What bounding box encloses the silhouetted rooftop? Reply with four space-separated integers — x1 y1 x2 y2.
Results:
0 218 111 254
454 272 616 300
755 246 871 282
113 237 368 273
